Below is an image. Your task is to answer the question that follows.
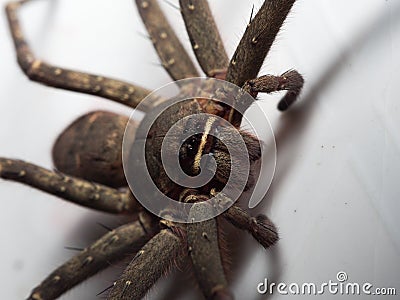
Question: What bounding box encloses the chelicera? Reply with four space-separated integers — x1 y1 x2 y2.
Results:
1 0 304 299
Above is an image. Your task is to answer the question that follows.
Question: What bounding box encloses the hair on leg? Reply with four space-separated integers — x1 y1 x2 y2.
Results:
27 213 158 300
107 226 185 299
223 205 278 249
5 0 160 112
135 0 199 81
0 158 139 214
245 69 304 111
179 0 229 77
226 0 297 87
186 198 233 299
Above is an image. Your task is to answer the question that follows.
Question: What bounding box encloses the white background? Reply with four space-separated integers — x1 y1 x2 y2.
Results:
0 0 399 299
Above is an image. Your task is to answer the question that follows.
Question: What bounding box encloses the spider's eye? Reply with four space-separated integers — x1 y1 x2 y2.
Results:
179 134 201 175
187 143 194 152
187 136 197 151
184 135 199 156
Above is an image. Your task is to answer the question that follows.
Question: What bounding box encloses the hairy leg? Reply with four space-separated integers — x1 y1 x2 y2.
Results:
107 226 185 299
0 158 138 214
223 205 278 249
27 212 158 300
135 0 199 81
187 201 233 300
226 0 297 87
224 0 298 125
179 0 229 78
245 69 304 111
5 0 159 112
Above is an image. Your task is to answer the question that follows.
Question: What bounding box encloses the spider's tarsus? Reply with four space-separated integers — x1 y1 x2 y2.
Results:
251 215 279 248
223 204 279 249
246 69 304 111
277 94 295 111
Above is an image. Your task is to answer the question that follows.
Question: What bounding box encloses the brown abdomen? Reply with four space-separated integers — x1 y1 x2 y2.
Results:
52 111 128 188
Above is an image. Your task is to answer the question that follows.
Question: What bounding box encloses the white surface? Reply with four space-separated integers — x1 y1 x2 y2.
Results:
0 0 399 299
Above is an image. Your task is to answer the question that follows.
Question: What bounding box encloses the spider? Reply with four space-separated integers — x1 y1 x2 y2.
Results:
1 0 304 299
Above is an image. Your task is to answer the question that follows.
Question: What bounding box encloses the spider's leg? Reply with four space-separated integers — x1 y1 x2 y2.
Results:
226 0 297 87
179 0 229 78
27 213 158 300
245 69 304 111
5 1 160 112
186 199 233 299
135 0 199 81
224 205 278 249
107 225 185 299
225 0 298 125
0 158 139 214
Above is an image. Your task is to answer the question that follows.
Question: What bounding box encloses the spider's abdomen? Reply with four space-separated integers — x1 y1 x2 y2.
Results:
52 111 128 188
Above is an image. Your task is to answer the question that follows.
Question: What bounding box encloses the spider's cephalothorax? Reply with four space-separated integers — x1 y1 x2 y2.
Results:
141 94 263 201
1 0 304 299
